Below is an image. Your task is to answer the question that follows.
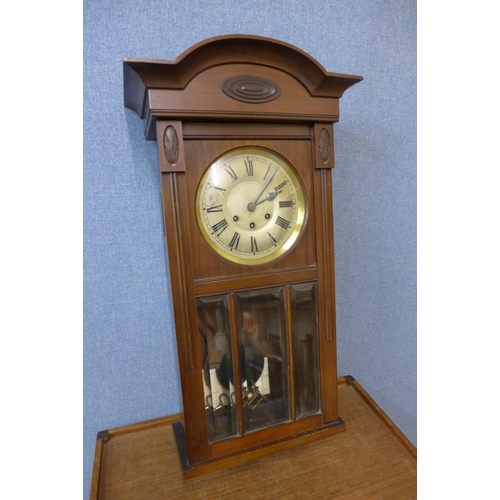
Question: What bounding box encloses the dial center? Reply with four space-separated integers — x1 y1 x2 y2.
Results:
227 182 274 231
247 201 257 212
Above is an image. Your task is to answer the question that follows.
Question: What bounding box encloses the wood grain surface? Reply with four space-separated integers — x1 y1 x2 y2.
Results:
91 379 416 499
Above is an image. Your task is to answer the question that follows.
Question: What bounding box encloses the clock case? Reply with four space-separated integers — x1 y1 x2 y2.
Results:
123 35 362 477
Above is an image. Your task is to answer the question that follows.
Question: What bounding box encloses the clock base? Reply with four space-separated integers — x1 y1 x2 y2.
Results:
172 418 346 479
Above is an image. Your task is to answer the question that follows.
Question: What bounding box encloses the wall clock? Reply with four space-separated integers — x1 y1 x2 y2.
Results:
123 35 362 477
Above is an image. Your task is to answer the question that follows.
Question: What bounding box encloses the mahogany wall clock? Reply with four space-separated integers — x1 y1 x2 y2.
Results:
123 35 362 477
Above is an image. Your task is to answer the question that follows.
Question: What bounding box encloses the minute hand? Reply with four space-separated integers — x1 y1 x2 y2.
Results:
247 170 276 212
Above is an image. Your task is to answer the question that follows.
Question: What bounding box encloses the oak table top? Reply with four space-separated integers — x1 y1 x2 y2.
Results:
90 377 416 499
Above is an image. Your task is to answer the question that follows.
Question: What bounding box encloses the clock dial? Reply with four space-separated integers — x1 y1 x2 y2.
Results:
196 147 307 265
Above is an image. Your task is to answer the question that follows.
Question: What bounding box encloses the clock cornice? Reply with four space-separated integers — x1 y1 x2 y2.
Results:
124 34 363 127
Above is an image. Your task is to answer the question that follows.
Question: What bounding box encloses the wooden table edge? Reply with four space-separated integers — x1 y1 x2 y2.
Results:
89 376 416 498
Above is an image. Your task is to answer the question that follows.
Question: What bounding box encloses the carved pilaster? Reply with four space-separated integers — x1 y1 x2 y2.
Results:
314 123 334 169
156 121 185 172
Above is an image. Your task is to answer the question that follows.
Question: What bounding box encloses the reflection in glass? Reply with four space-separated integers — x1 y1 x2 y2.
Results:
197 282 320 443
197 295 238 443
291 283 320 418
236 287 290 433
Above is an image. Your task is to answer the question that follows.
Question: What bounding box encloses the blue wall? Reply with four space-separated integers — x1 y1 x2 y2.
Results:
84 1 416 497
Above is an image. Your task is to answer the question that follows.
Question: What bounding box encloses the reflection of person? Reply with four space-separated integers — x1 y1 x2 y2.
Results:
199 303 234 407
198 302 227 363
242 341 264 385
242 311 260 345
198 304 214 360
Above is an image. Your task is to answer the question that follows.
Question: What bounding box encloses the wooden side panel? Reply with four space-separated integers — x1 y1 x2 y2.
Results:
160 170 209 463
314 167 339 423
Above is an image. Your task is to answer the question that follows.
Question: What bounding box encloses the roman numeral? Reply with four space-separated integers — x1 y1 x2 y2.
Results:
229 231 240 250
274 181 287 192
224 165 238 181
279 201 293 208
206 204 223 213
267 231 277 246
275 216 291 230
250 236 259 253
212 219 228 236
244 159 254 176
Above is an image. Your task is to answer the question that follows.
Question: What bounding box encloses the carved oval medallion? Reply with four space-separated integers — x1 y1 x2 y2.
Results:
319 128 331 164
164 125 180 165
222 76 281 103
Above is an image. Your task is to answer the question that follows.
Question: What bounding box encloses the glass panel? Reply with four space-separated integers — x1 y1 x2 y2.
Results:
197 295 238 443
236 287 290 433
291 283 320 418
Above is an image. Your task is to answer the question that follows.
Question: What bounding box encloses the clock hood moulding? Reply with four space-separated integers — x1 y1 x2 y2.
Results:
123 35 363 140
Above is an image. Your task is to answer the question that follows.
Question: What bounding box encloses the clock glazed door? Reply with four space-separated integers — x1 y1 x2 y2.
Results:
158 121 341 464
198 282 321 444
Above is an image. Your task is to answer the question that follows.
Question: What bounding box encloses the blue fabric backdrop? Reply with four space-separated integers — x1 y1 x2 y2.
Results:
84 1 416 497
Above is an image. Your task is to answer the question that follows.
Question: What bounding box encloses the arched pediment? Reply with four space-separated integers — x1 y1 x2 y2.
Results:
123 35 362 139
124 35 362 118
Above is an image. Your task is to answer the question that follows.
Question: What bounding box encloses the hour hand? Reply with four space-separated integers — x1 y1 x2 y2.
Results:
255 191 281 206
248 190 281 211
